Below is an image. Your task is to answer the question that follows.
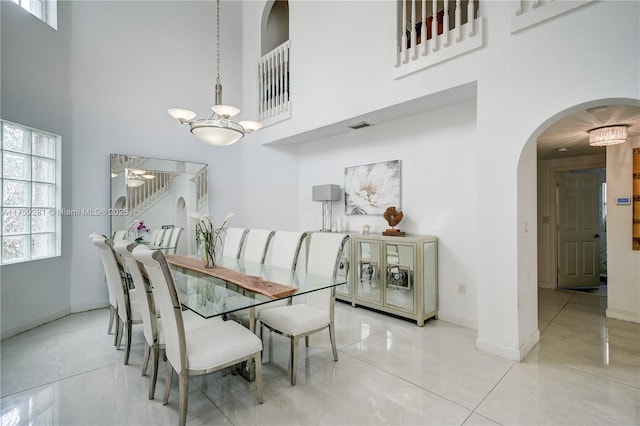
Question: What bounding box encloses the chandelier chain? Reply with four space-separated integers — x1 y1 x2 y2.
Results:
216 0 221 85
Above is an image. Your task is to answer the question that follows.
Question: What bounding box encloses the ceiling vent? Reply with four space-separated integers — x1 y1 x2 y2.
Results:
347 121 371 130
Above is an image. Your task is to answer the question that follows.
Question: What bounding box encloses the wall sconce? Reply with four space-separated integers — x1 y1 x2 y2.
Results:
312 184 341 232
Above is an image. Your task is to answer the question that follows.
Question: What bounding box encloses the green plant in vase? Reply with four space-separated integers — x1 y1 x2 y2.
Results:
190 212 234 268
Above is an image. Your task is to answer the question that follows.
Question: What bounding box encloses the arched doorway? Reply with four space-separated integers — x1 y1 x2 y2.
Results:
517 98 640 350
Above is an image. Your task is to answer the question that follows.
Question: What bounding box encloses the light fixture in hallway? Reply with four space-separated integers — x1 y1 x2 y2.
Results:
588 125 628 147
167 0 262 146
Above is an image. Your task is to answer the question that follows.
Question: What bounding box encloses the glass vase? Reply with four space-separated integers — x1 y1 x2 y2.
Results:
198 240 216 268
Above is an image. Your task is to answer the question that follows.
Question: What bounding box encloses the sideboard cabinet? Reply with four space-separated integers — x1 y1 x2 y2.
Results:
336 233 438 326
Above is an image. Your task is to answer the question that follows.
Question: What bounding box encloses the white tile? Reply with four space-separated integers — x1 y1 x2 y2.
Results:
476 361 640 425
341 317 514 409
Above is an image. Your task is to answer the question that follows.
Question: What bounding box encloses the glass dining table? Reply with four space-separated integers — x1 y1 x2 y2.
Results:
167 255 347 330
166 254 347 381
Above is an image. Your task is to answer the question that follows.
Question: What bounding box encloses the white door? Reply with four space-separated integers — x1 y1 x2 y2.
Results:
557 171 601 288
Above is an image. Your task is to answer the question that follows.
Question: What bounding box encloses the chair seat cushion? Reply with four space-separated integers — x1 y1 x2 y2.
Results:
156 311 221 346
186 320 262 372
259 304 330 336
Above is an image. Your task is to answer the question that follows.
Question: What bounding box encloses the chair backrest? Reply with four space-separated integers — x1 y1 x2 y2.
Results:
305 232 349 311
89 233 115 307
265 231 308 270
152 229 166 246
133 245 186 375
242 229 275 264
113 230 127 241
168 227 183 254
222 227 249 259
161 228 173 247
92 236 130 321
89 232 105 241
114 240 156 347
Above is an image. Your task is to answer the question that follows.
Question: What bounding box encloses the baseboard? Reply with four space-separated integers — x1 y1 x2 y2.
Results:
437 310 478 329
70 300 109 314
1 308 70 341
518 328 540 360
606 308 640 324
538 281 555 289
476 328 540 362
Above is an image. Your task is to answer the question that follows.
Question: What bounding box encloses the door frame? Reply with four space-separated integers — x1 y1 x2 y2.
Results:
548 160 605 288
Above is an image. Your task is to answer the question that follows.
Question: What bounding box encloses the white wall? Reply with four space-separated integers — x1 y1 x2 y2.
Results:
1 1 73 337
298 100 479 327
240 0 640 359
1 0 247 337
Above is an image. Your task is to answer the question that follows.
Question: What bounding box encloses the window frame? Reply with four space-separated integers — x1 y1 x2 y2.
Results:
11 0 58 30
1 120 62 265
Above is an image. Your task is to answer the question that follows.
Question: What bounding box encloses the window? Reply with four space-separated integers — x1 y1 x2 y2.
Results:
12 0 58 29
1 120 61 264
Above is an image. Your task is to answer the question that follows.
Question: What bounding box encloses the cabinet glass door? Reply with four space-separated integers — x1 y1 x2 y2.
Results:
356 240 383 304
384 243 415 312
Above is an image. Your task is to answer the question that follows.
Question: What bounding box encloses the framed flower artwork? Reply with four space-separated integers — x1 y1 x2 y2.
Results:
344 160 401 215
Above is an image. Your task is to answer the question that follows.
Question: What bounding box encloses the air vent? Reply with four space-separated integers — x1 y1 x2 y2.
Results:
347 121 371 130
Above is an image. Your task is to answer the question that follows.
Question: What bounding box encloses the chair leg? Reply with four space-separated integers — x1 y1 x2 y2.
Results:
116 319 124 349
163 363 173 405
254 353 264 404
329 322 338 361
142 342 151 376
290 336 299 386
114 314 120 346
178 371 189 426
108 306 115 334
149 345 160 400
124 321 132 365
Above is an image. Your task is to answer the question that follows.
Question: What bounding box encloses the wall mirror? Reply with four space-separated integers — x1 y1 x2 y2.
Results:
110 154 208 255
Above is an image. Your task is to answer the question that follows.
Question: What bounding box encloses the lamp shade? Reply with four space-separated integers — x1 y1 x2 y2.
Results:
312 184 341 202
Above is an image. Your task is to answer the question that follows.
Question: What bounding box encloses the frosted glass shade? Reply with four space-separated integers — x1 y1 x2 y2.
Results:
192 126 244 146
239 120 263 133
588 126 628 146
212 104 240 118
167 108 197 121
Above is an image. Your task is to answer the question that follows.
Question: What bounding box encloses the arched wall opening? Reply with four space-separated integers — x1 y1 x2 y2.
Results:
517 97 640 358
261 0 289 55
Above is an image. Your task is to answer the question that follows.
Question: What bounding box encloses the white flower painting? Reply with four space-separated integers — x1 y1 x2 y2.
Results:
344 160 400 215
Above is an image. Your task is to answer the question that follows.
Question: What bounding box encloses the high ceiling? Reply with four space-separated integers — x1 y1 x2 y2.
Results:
537 104 640 161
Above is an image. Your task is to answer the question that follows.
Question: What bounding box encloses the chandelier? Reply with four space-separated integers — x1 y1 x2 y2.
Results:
126 169 155 188
167 0 262 146
588 125 628 147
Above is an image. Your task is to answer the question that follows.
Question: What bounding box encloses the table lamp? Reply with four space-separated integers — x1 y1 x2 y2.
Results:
312 184 341 232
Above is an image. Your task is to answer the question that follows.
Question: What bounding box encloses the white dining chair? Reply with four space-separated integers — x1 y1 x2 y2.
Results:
92 236 142 364
237 231 308 331
265 231 308 270
114 242 220 400
259 232 349 385
160 227 173 248
167 227 183 254
132 246 263 426
222 227 248 259
90 232 117 334
242 229 275 264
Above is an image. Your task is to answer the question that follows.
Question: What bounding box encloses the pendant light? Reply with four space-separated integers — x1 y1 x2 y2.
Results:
167 0 262 146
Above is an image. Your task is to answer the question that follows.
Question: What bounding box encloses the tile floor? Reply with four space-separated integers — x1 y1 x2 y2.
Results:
1 288 639 425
